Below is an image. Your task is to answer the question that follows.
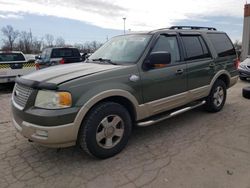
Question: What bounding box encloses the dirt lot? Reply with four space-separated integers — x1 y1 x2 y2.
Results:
0 81 250 188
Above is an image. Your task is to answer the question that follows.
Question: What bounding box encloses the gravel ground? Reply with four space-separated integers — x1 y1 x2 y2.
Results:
0 80 249 188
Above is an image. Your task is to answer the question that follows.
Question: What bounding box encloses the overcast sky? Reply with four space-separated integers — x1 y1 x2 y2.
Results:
0 0 246 43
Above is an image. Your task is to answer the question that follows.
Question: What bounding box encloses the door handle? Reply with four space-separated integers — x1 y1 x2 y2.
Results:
176 69 184 75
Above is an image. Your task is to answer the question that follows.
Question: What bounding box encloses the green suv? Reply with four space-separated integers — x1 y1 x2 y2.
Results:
11 26 239 158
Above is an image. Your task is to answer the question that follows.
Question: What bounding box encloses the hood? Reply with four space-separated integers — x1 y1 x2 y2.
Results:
241 58 250 66
23 62 122 84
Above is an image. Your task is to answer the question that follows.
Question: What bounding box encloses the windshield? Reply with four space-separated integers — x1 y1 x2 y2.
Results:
89 34 151 64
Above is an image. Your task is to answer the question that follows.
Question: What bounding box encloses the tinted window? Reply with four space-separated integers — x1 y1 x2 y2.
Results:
72 49 80 57
182 35 210 61
0 53 25 62
51 49 76 58
152 35 180 63
207 33 235 57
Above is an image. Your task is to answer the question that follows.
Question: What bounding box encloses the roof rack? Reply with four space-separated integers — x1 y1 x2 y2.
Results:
169 26 217 31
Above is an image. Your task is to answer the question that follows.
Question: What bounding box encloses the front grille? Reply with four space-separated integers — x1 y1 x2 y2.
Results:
13 84 33 109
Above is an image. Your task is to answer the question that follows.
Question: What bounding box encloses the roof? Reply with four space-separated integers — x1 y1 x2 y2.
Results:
122 26 223 35
0 51 24 54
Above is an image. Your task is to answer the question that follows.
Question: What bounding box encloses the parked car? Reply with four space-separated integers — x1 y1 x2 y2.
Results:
239 56 250 80
11 26 239 158
35 47 82 69
0 51 35 83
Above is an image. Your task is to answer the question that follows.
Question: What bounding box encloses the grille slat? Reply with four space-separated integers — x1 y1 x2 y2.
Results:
13 84 33 109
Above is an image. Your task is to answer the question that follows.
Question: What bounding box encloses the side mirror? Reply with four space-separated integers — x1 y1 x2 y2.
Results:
148 51 171 66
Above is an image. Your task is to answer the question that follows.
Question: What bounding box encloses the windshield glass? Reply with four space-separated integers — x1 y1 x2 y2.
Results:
89 34 151 64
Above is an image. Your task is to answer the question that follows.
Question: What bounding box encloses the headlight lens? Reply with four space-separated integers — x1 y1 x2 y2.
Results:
35 90 72 109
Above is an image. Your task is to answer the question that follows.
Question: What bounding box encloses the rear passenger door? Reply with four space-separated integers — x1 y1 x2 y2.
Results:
181 34 214 90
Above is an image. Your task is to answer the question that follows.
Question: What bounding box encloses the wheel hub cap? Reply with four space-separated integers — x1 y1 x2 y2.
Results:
105 126 115 137
96 115 125 149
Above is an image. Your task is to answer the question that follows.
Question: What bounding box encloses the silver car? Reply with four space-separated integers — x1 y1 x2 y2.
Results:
239 56 250 80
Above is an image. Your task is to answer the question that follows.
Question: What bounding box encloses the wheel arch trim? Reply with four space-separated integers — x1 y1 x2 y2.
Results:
73 89 147 134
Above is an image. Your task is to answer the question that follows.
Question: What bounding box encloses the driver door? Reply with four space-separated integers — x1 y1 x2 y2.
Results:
140 34 188 115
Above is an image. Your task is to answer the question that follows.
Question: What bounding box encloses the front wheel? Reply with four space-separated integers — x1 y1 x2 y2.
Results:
78 102 132 159
205 80 227 113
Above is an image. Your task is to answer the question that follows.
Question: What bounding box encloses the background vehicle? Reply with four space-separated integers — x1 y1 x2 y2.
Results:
239 56 250 80
11 26 238 159
0 51 35 83
35 47 82 69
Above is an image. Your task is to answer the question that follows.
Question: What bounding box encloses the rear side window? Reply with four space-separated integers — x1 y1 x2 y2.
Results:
0 53 25 62
207 33 235 57
51 49 75 58
181 35 210 61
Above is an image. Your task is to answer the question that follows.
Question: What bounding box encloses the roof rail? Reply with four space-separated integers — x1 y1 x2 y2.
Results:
169 26 217 31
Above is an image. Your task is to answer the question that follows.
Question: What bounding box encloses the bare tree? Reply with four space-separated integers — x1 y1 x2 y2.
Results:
32 38 43 53
17 31 33 53
55 37 65 47
1 25 19 51
44 34 54 47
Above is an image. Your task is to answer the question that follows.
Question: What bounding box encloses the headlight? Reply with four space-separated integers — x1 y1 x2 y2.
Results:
35 90 72 109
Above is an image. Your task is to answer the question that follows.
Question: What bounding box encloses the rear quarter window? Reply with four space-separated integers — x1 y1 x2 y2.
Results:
0 53 25 62
207 33 235 57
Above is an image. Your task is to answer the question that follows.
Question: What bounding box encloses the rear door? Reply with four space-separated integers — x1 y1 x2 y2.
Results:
180 34 214 90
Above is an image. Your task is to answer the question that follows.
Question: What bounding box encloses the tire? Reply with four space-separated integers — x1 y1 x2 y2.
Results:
242 87 250 99
240 77 246 81
205 79 227 113
78 102 132 159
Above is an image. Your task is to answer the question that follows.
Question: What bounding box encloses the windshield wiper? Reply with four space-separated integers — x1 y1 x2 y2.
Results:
92 58 117 65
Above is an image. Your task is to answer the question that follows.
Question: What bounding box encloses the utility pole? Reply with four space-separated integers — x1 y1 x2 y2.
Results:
123 17 126 35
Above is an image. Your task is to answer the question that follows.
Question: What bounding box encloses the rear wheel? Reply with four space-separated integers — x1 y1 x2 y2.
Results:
78 102 132 159
205 80 227 112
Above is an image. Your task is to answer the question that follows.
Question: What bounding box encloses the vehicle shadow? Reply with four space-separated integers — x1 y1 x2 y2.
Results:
0 83 15 94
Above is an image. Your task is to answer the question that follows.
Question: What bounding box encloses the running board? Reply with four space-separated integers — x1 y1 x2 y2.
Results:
137 100 206 127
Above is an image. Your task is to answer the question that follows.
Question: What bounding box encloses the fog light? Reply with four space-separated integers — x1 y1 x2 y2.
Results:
35 130 48 137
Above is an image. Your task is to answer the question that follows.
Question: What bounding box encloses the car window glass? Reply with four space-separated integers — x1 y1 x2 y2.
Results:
182 35 210 61
151 35 180 63
90 35 151 64
207 33 235 57
0 53 25 62
51 49 73 58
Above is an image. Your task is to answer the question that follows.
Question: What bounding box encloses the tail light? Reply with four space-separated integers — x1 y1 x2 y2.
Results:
234 58 240 69
59 58 65 64
35 63 40 70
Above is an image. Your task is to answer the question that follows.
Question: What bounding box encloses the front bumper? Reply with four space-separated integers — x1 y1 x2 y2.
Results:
11 102 80 148
238 69 250 78
0 76 16 83
12 117 78 148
